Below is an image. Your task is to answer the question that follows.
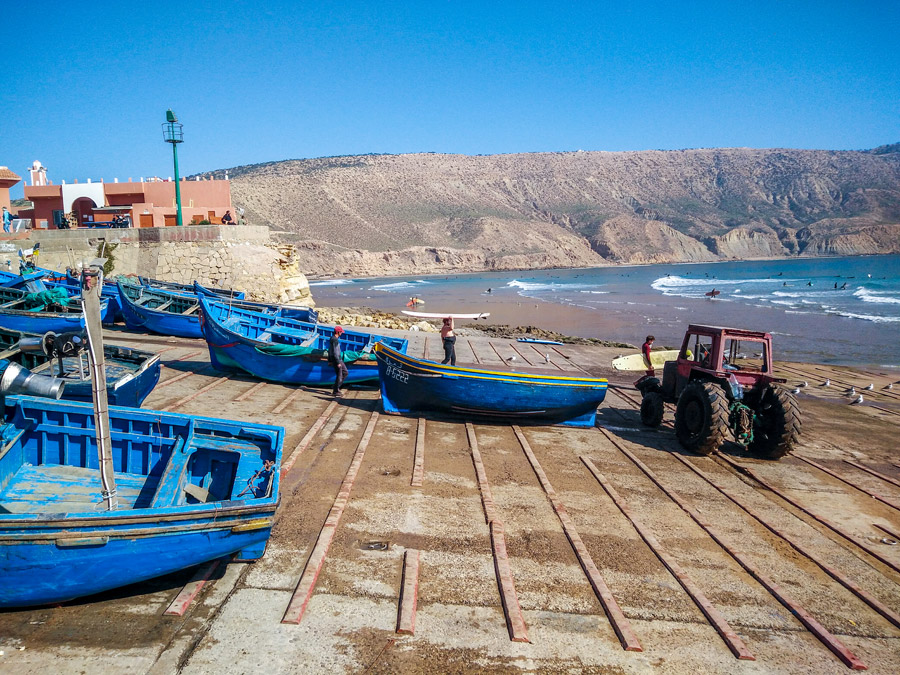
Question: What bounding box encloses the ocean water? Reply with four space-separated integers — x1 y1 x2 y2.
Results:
309 255 900 368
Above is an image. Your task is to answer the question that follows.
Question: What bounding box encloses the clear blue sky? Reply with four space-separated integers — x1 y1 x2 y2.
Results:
2 1 898 198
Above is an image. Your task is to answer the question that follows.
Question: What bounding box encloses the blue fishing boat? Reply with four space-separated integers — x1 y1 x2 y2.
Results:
192 281 318 323
141 276 245 300
0 392 283 607
22 266 122 324
0 328 161 408
374 342 608 427
117 279 205 338
198 295 408 386
0 285 110 334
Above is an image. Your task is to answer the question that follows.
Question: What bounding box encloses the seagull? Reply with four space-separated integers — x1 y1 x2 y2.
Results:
508 356 517 362
850 395 864 405
864 383 874 390
545 353 551 363
799 381 808 388
792 388 801 395
823 379 831 387
889 383 895 390
847 386 856 396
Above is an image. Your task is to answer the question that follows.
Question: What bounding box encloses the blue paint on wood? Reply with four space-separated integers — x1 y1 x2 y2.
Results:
0 395 283 608
374 342 608 427
198 295 408 387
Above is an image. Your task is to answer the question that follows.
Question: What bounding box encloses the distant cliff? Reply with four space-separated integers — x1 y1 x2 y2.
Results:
206 144 900 276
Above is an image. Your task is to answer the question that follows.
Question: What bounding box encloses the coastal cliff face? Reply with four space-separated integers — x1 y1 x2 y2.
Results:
217 145 900 275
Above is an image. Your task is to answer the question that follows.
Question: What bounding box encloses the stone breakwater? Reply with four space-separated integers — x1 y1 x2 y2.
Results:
9 225 313 306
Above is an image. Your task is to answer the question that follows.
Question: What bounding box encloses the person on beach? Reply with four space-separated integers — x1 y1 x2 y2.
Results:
221 210 234 225
441 317 456 366
2 207 12 233
328 326 348 398
642 335 655 376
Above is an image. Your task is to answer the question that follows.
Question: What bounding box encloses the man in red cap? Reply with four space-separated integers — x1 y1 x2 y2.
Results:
328 326 349 397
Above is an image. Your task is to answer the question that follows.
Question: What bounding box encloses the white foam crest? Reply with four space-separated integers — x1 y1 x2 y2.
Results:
370 280 431 292
309 278 355 286
854 287 900 305
578 290 610 294
651 275 785 292
507 279 597 293
827 310 900 323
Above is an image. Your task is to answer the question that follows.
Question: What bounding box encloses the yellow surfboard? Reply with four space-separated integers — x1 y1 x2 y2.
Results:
611 350 680 371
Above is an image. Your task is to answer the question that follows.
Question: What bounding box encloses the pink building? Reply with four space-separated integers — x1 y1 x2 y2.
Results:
15 162 234 229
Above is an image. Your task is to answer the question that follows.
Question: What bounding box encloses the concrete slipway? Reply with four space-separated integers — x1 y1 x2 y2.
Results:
0 326 898 674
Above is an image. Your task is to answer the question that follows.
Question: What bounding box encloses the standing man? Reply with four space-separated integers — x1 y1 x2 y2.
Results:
328 326 349 398
642 335 655 376
441 317 456 366
2 206 12 233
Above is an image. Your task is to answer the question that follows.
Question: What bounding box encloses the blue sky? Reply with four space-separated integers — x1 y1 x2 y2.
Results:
2 1 897 198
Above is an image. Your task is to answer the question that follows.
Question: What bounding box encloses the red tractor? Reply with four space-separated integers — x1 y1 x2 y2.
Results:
635 325 801 458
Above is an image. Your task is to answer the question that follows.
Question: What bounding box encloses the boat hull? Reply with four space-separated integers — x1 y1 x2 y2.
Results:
199 296 407 386
375 343 608 427
117 281 203 338
0 395 283 607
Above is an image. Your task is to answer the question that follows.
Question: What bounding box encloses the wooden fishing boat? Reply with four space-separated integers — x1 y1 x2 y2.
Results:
374 342 608 427
192 281 319 323
0 393 283 607
0 285 110 334
117 279 205 338
21 266 122 324
140 276 245 300
0 328 161 408
198 295 408 386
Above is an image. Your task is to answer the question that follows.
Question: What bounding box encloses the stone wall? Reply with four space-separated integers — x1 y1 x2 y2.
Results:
0 225 313 305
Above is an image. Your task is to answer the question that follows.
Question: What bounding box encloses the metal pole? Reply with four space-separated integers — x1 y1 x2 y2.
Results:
172 138 183 227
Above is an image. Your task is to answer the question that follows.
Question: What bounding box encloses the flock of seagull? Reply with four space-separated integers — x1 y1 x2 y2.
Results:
792 378 895 405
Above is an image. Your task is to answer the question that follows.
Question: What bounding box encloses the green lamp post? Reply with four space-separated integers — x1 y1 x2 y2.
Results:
162 109 184 226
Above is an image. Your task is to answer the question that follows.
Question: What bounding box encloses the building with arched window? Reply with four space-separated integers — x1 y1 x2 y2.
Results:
13 163 234 229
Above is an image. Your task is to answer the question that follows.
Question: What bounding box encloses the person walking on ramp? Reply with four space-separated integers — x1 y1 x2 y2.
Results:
441 317 456 366
328 326 349 397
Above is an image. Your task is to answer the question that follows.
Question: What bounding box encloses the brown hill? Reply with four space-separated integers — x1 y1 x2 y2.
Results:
208 145 900 276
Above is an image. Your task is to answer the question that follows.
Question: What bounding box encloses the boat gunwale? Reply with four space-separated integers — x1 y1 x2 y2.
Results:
375 342 608 387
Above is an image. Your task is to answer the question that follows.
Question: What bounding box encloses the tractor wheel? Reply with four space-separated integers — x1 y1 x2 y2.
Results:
640 392 665 427
750 384 801 459
674 381 729 455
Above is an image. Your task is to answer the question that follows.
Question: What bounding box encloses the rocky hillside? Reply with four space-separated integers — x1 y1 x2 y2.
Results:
206 144 900 276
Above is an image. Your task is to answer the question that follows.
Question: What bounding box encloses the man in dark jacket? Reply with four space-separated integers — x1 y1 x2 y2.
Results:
328 326 349 397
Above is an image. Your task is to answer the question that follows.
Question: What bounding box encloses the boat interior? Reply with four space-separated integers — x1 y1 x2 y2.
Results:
0 397 280 515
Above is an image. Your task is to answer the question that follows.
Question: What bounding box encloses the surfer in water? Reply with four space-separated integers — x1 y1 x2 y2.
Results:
441 317 456 366
642 335 655 376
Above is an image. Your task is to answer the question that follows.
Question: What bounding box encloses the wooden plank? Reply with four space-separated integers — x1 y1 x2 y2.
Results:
671 453 900 632
844 458 900 490
282 412 379 625
161 377 229 411
164 558 222 616
796 455 900 513
720 453 900 576
272 387 304 414
490 521 530 643
597 430 866 670
281 400 340 476
411 418 425 487
154 370 197 390
582 456 753 660
466 422 497 524
234 381 267 402
396 549 420 635
512 425 642 652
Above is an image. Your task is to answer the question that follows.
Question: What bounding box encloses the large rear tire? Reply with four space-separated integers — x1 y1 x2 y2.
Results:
750 384 801 459
640 392 665 427
675 381 729 455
